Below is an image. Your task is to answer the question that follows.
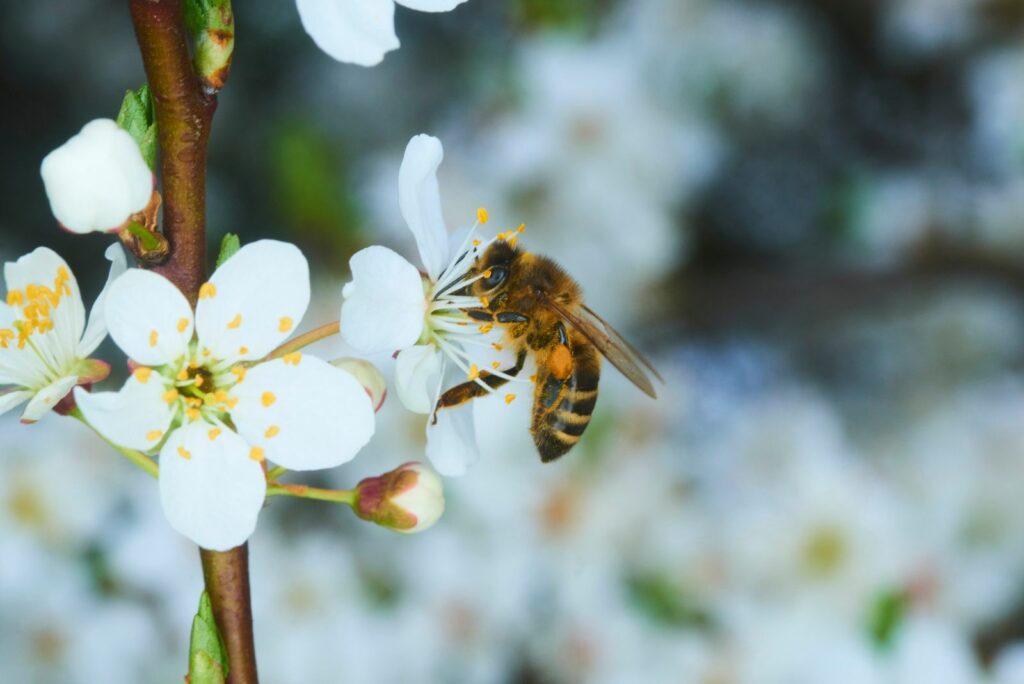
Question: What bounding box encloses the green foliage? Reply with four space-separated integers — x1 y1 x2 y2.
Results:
625 572 711 630
188 592 228 683
512 0 612 32
216 233 241 268
868 589 907 649
270 121 363 265
116 85 158 170
183 0 208 37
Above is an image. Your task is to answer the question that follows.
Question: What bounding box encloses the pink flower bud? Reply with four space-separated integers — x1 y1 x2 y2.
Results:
354 462 444 533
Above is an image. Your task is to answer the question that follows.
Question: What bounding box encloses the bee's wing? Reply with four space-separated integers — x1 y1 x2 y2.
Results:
541 297 661 399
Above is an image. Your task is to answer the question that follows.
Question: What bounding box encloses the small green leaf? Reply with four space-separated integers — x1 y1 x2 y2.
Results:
115 85 158 170
868 589 907 649
216 233 241 268
184 0 209 37
187 592 228 683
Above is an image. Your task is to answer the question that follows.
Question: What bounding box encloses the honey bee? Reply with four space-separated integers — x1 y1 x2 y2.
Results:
435 239 661 462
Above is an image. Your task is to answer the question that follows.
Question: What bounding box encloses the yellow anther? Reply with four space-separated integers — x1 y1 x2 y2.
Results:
492 361 500 369
261 391 276 407
468 364 480 380
177 446 192 460
508 235 518 247
177 369 189 381
529 374 537 383
472 239 481 247
282 352 302 366
483 269 492 278
230 366 246 383
481 296 490 307
202 348 212 357
198 282 217 299
194 375 204 388
227 313 242 329
279 316 293 333
492 342 504 351
148 329 159 348
238 346 249 356
265 425 280 439
146 430 163 442
517 223 525 233
477 207 489 224
505 393 516 404
249 446 265 462
208 428 222 441
186 397 203 407
479 323 493 334
186 408 200 420
225 397 240 409
6 290 23 306
177 317 189 333
0 329 14 349
133 367 153 383
189 358 199 369
162 388 179 403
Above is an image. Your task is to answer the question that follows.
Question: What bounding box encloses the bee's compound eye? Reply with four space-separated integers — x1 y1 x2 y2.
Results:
482 266 508 289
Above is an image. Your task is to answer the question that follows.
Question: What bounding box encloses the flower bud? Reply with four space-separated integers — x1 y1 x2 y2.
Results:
331 357 387 412
354 462 444 533
40 119 153 234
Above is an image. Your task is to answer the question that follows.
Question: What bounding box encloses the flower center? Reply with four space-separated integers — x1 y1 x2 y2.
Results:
1 267 72 350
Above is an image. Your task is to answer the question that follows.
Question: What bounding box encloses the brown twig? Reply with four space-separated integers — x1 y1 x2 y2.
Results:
128 1 257 682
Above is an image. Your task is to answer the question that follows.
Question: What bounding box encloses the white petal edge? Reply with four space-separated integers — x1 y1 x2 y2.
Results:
195 240 310 363
396 0 469 11
79 244 128 357
0 390 32 418
340 246 425 354
105 269 194 366
399 134 450 280
159 421 266 551
230 355 375 471
74 375 175 452
20 375 78 423
425 403 479 476
296 0 399 67
394 344 443 414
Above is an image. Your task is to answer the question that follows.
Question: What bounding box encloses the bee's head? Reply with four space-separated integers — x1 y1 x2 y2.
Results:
469 240 519 298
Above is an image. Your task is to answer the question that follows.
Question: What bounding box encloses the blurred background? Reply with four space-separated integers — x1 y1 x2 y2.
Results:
5 0 1024 681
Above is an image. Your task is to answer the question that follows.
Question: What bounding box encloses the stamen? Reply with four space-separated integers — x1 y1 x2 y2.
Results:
282 352 302 366
265 425 280 439
163 389 179 403
491 361 500 369
279 316 293 333
477 207 489 224
249 446 265 462
146 430 163 441
230 366 246 383
148 330 159 347
238 346 249 356
199 282 217 299
227 313 242 329
261 391 276 407
177 369 189 381
177 446 192 460
505 393 516 404
208 428 222 441
186 408 200 420
177 317 189 333
468 364 480 380
134 367 153 383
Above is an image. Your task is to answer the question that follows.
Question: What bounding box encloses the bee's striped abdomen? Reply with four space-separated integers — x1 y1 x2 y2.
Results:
532 338 601 462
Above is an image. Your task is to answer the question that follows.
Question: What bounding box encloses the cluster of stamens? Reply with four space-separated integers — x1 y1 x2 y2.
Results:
423 208 530 403
1 267 72 350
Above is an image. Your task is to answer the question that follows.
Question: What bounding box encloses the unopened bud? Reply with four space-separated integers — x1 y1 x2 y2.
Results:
354 462 444 533
331 357 387 412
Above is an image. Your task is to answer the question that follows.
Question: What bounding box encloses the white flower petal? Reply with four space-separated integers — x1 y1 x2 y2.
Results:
105 269 193 366
231 355 374 470
396 0 468 11
5 247 87 367
296 0 399 67
159 421 266 551
79 244 128 357
399 134 450 280
20 375 78 422
40 119 152 233
340 246 425 354
389 463 445 533
0 302 51 389
196 240 310 363
74 375 175 452
0 389 32 418
425 403 479 476
395 344 443 414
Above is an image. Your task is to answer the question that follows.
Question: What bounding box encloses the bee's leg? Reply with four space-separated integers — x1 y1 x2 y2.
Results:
433 349 527 423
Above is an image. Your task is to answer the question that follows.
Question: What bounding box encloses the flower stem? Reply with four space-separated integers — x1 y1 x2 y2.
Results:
266 482 357 505
267 321 341 359
70 408 159 478
129 1 257 682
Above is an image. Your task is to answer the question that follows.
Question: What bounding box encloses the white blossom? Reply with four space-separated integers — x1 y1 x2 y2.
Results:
75 240 375 550
40 119 152 234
